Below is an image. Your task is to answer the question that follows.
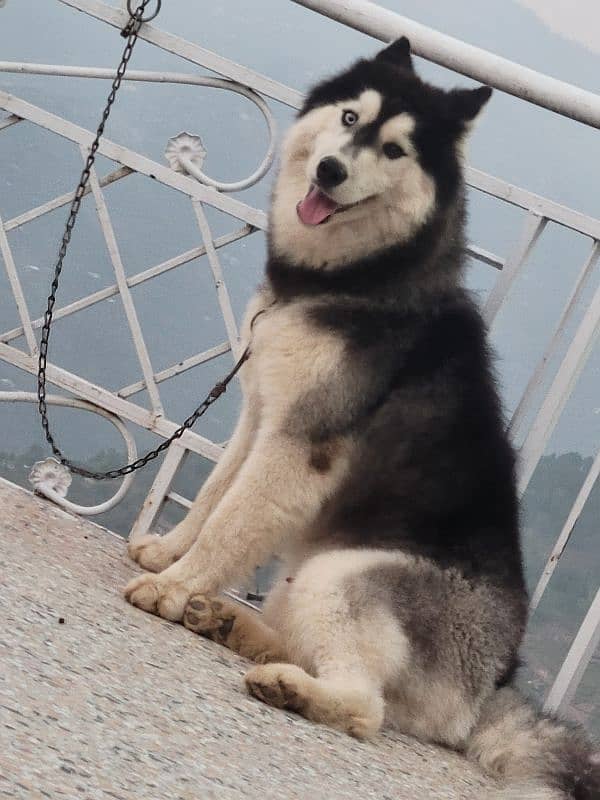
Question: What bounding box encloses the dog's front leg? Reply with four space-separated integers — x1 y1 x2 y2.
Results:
127 289 270 573
128 402 259 572
124 430 347 621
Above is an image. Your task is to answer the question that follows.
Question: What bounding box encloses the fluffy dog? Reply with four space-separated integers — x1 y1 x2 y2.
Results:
126 39 599 799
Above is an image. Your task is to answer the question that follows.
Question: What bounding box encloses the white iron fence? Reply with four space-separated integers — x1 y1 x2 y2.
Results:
1 0 599 725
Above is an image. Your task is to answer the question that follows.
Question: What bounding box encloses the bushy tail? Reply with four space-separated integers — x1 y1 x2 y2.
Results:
465 687 600 799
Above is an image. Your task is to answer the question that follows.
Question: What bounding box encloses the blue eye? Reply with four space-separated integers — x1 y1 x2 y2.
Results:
383 142 406 159
342 110 359 127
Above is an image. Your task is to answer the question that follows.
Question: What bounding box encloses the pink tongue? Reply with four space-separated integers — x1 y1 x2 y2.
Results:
297 185 338 225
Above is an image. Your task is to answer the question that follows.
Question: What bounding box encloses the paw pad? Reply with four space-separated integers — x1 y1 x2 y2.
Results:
245 669 305 712
183 593 236 644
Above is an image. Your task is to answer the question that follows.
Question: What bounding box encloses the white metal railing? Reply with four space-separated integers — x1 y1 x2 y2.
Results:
0 64 278 192
291 0 600 129
0 0 598 723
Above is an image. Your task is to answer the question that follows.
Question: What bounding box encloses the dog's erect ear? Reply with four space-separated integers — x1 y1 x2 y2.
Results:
447 86 493 123
375 37 413 71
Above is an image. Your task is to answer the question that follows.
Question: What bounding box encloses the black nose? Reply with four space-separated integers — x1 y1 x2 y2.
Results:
316 156 347 189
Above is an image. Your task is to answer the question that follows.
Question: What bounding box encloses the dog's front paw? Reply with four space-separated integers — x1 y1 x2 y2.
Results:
123 572 190 621
127 534 177 573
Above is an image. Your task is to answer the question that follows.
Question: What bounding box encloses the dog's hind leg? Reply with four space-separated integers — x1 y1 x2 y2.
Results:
245 550 410 739
245 662 383 738
182 593 287 664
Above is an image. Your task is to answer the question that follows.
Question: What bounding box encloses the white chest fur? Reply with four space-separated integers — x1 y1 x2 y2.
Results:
239 293 345 427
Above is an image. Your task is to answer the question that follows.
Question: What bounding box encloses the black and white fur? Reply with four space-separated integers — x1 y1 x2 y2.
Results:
125 39 599 799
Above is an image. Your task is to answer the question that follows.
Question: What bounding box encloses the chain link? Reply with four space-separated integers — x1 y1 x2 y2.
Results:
36 0 250 481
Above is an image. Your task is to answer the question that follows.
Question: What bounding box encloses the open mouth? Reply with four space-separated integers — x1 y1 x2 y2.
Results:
296 184 339 226
296 185 372 226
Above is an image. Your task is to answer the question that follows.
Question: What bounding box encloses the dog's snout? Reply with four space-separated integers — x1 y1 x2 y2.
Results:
316 157 347 189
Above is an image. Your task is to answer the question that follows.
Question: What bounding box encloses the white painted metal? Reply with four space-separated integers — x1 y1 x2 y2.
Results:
0 92 270 231
1 225 252 346
5 76 598 235
466 244 503 271
58 0 600 127
0 61 286 101
57 0 305 110
518 279 600 495
0 214 38 355
291 0 600 129
118 341 231 399
0 339 224 463
0 64 278 192
176 135 276 193
87 157 164 418
530 449 600 614
544 587 600 714
128 441 187 541
166 490 192 510
483 212 546 326
122 226 253 290
29 457 72 499
0 391 137 515
4 166 132 232
466 167 600 241
0 113 21 131
192 200 240 358
509 241 600 442
165 132 207 174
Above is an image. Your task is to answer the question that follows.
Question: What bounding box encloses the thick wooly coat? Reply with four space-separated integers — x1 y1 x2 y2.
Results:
125 39 599 799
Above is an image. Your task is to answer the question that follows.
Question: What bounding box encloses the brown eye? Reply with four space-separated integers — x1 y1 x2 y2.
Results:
383 142 406 159
342 109 359 127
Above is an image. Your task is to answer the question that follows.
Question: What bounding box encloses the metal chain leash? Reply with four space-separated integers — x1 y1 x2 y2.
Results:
36 0 252 481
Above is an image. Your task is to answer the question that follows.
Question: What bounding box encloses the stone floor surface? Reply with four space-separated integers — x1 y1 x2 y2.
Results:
0 477 497 799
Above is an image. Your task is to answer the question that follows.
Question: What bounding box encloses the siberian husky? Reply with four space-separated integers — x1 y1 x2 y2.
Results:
125 39 599 799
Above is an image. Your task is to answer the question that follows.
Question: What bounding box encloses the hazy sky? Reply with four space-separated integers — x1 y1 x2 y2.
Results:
518 0 600 54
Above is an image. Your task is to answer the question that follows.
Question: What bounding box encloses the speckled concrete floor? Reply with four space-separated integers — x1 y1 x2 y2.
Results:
0 477 496 799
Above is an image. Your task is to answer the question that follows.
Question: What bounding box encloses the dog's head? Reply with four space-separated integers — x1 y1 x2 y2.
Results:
270 38 491 269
